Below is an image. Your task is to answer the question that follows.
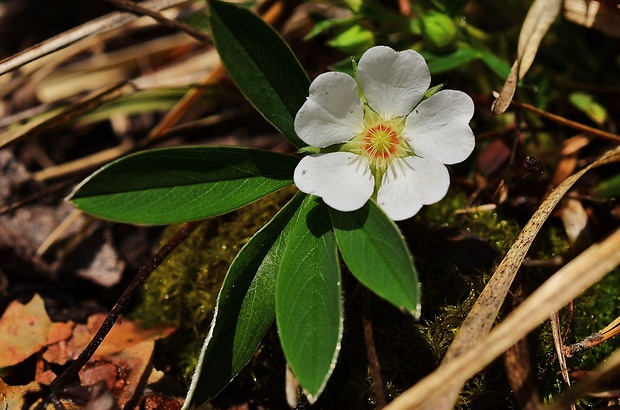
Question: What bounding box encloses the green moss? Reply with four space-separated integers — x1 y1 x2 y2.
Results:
407 190 523 408
535 267 620 405
570 268 620 365
517 223 620 405
418 190 521 254
130 187 295 382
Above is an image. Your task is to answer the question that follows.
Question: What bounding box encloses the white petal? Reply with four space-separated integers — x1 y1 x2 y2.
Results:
357 46 430 119
294 72 364 148
404 90 475 165
376 156 449 221
294 153 374 212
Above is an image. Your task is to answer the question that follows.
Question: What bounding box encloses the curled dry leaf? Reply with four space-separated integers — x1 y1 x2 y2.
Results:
41 313 175 408
491 0 562 114
79 342 157 408
0 295 176 408
561 198 592 250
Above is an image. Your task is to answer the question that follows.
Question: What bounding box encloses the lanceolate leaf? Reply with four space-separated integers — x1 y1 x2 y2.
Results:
185 192 306 408
425 48 479 73
276 197 342 402
330 201 420 315
208 0 310 148
69 146 298 225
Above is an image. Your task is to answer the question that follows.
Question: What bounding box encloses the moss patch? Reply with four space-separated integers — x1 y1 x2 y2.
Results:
130 187 295 382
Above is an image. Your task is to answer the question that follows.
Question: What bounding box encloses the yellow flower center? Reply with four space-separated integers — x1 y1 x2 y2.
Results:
345 108 411 173
340 107 413 195
364 123 399 159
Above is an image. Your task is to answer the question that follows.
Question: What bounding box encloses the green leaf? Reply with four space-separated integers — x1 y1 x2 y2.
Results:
276 197 342 402
569 92 608 126
424 48 480 73
185 192 306 408
327 24 375 55
69 146 298 224
593 173 620 200
330 201 420 315
421 11 457 48
208 0 310 148
480 50 512 79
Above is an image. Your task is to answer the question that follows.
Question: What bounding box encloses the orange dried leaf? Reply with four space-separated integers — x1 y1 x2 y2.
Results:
0 294 73 367
44 313 176 365
79 341 157 408
43 314 176 407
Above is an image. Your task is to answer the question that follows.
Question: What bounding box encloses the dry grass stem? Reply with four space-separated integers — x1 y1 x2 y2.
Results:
385 226 620 409
410 146 620 409
0 0 188 76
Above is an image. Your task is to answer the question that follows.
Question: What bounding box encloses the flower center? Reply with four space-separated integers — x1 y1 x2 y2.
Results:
365 124 399 159
344 108 410 173
339 108 413 196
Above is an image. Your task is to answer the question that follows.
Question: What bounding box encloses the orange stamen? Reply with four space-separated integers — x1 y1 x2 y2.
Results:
364 124 399 158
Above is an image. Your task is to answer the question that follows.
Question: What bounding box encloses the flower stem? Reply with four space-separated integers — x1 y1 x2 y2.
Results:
363 290 387 408
32 220 203 409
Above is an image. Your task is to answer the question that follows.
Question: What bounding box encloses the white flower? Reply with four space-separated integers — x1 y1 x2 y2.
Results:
293 45 475 221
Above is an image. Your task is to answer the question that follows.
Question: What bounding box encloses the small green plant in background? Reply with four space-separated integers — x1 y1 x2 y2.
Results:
68 0 477 406
308 0 511 78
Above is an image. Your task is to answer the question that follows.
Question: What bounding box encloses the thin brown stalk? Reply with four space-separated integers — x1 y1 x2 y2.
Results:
0 0 187 76
362 292 387 409
103 0 212 44
512 100 620 143
31 220 202 409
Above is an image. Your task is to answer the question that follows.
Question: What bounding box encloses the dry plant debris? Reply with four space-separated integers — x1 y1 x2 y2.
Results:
0 294 74 368
0 294 176 408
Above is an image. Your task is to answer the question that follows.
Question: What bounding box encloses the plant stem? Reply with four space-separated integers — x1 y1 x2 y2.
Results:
34 220 202 409
362 291 387 409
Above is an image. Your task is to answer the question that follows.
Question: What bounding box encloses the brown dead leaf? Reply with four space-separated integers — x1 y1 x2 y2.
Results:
561 198 592 250
0 379 40 410
0 294 74 368
491 0 562 114
142 393 183 410
82 381 121 410
564 0 620 38
41 314 175 408
35 369 58 385
476 138 511 177
79 341 156 408
43 313 176 365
